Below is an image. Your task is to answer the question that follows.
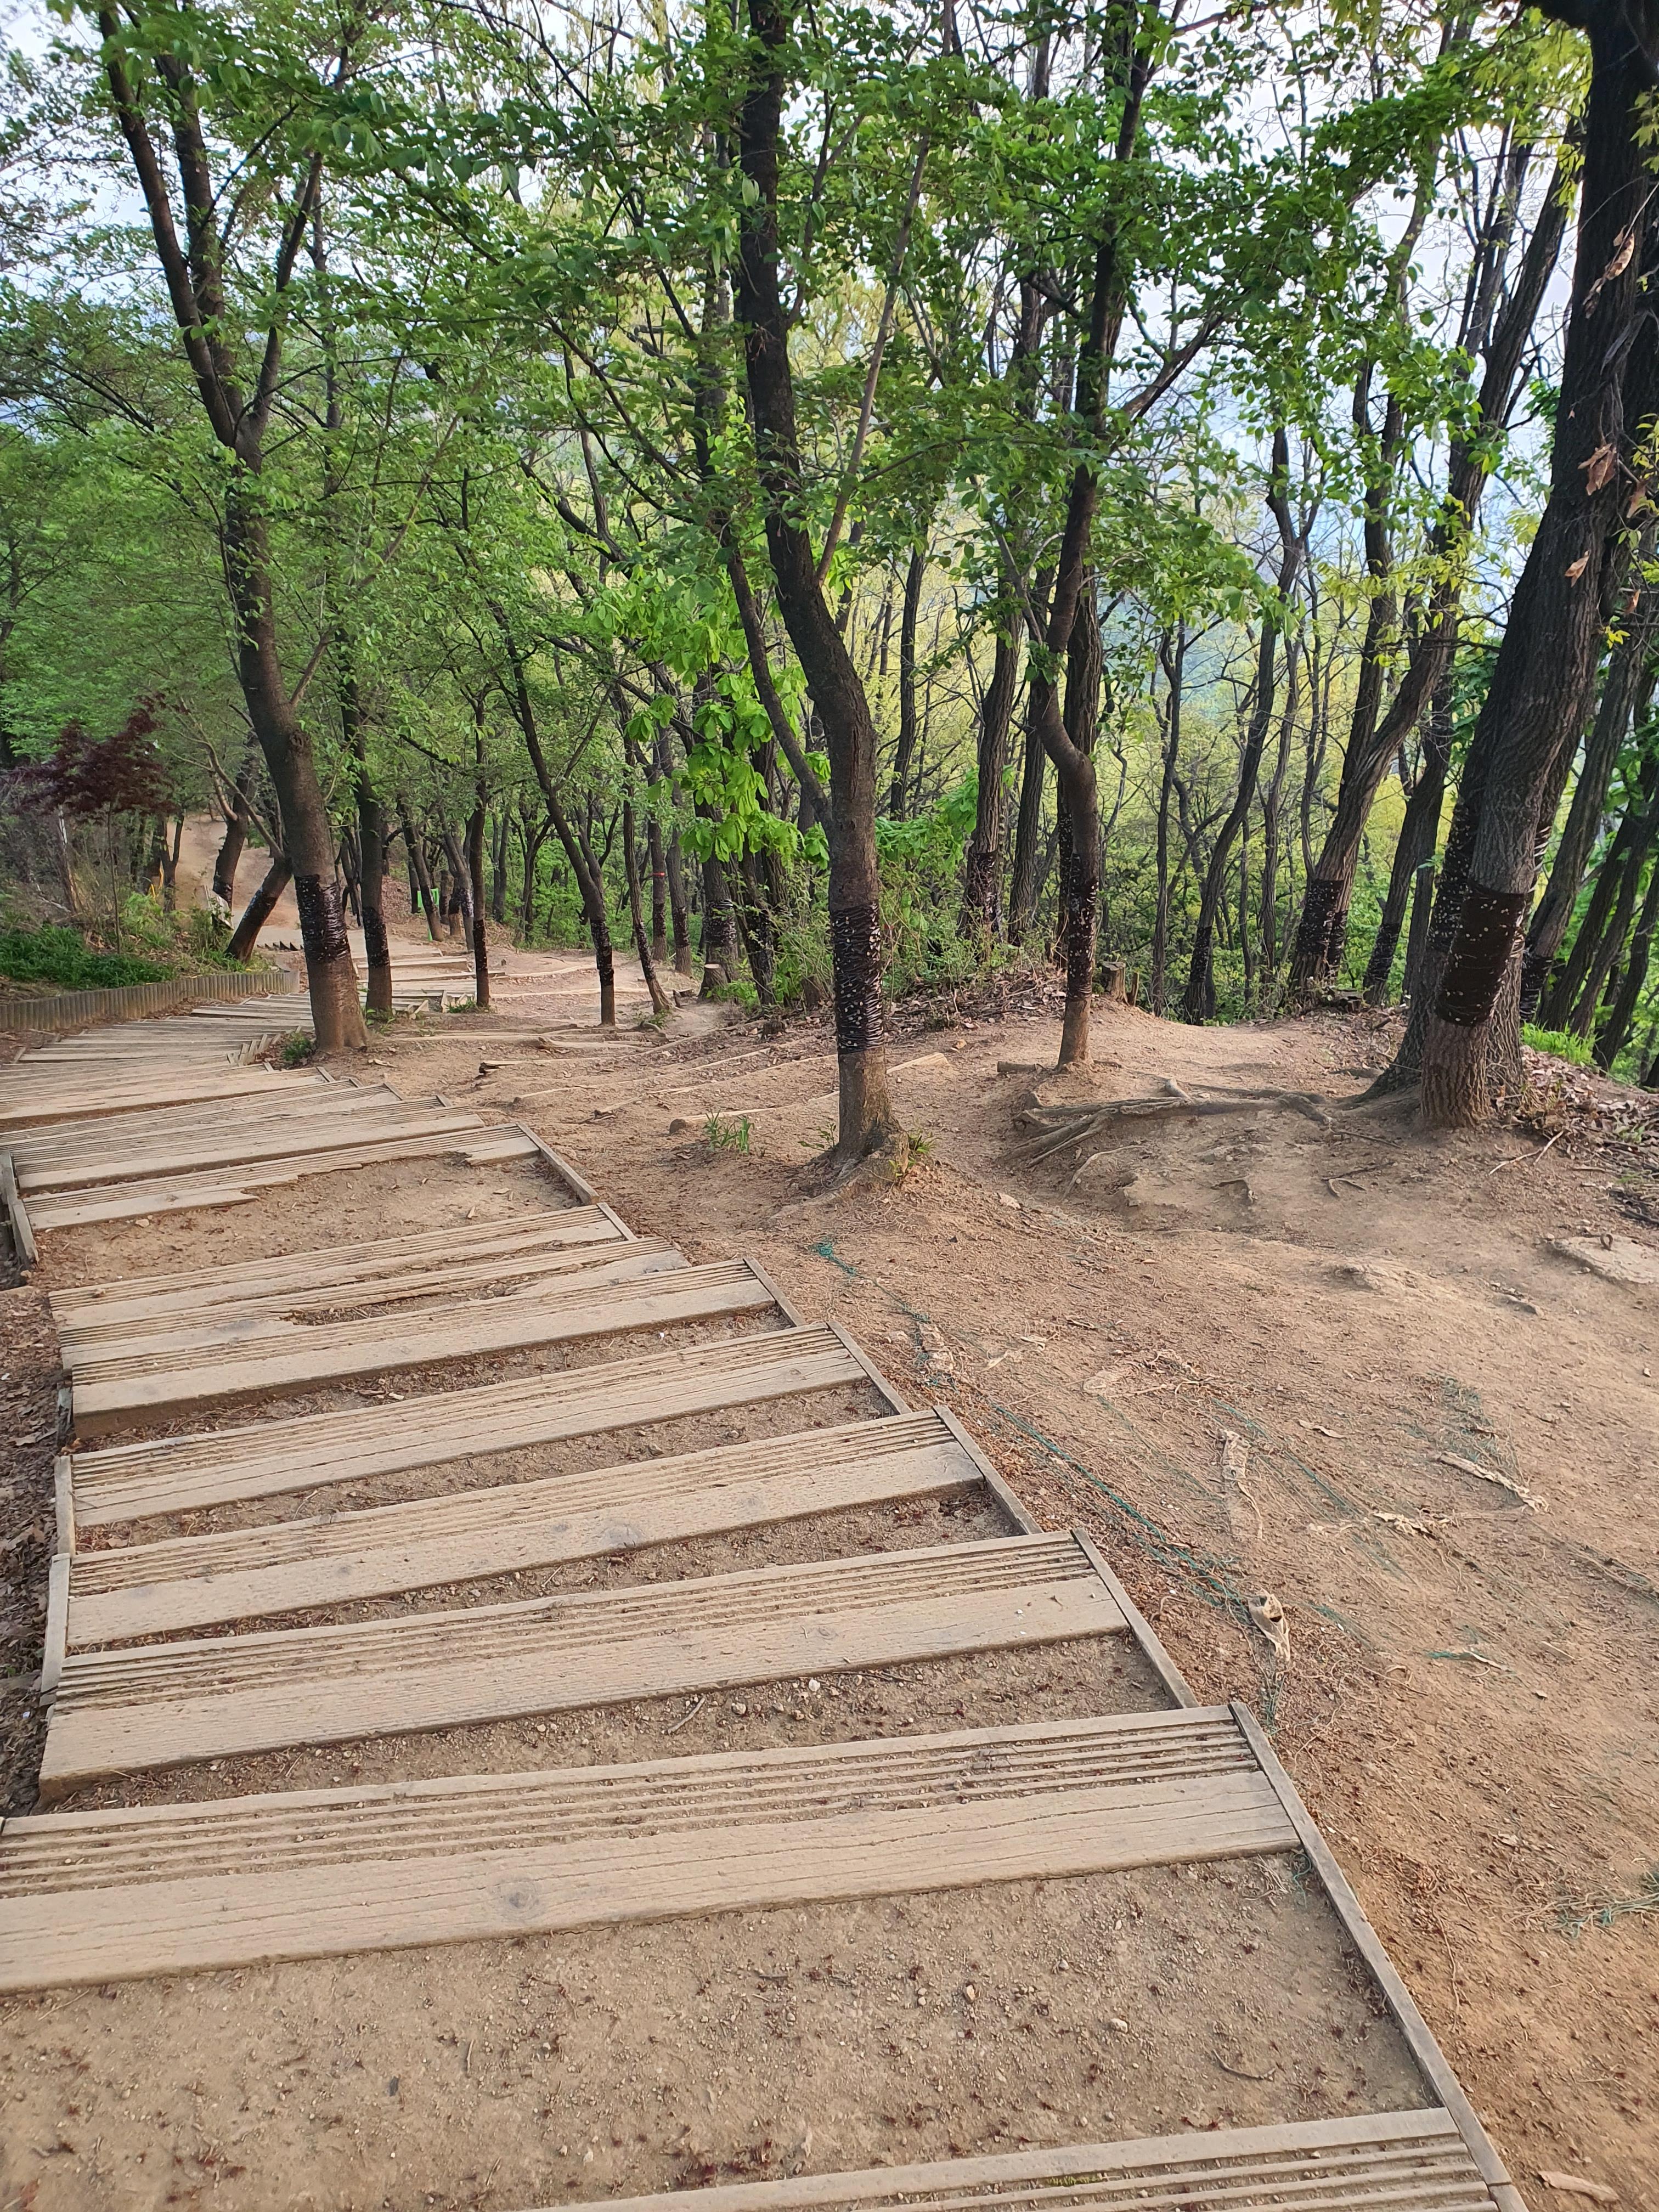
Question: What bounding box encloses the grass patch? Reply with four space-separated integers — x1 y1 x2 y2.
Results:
0 924 170 990
704 1113 752 1154
1523 1023 1595 1068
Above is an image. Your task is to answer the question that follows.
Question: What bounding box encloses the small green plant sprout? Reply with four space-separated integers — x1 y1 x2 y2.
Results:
280 1031 315 1067
907 1130 934 1161
704 1113 752 1154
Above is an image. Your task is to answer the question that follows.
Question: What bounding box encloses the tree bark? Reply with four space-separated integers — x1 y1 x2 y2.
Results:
227 851 290 962
211 746 259 909
1151 624 1185 1013
624 797 672 1015
467 792 490 1009
1524 597 1658 1010
1364 674 1452 1003
1594 841 1659 1066
733 0 894 1159
885 544 927 821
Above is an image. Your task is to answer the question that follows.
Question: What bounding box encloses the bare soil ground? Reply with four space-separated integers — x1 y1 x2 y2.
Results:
1 933 1654 2211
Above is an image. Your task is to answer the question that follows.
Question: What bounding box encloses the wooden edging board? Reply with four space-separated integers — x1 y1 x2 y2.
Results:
0 1707 1294 1989
0 1153 36 1269
1231 1703 1526 2212
60 1409 998 1644
41 1531 1131 1791
526 2108 1504 2212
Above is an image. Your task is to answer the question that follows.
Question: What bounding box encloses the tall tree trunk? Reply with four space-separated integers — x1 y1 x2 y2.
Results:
1413 7 1659 1126
733 0 894 1160
885 543 927 820
397 797 441 939
1151 624 1185 1014
227 851 290 962
212 745 259 909
1256 634 1302 997
624 797 672 1015
698 851 739 992
340 670 392 1019
647 811 668 962
467 790 490 1011
1007 692 1048 943
1364 675 1452 1003
960 629 1020 935
1523 601 1658 1009
1182 430 1303 1022
1594 846 1659 1066
102 27 364 1049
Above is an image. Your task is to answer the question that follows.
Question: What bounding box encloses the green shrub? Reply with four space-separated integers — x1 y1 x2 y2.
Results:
0 926 168 990
1522 1023 1595 1067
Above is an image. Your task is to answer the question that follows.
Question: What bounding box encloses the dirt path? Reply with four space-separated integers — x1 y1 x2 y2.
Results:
0 937 1651 2212
360 972 1658 2207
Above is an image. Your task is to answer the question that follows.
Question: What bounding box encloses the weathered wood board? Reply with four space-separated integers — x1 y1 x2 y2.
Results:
69 1324 869 1525
0 1709 1293 1989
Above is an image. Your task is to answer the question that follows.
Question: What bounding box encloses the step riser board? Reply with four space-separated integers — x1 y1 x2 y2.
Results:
68 1245 732 1433
27 1126 540 1229
43 1536 1126 1788
0 1073 329 1130
59 1241 675 1365
7 1084 419 1175
561 2112 1503 2212
69 1327 865 1526
67 1415 985 1643
16 1102 485 1194
52 1207 628 1340
0 1711 1292 1989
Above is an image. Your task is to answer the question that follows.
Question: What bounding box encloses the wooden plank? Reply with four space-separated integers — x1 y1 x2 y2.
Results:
567 2111 1499 2212
59 1237 681 1370
0 1707 1293 1989
52 1207 620 1338
42 1532 1130 1790
1232 1704 1527 2212
1 1076 377 1152
0 1152 37 1268
68 1254 765 1435
13 1096 479 1193
25 1124 539 1230
41 1556 70 1696
66 1410 985 1642
69 1323 866 1525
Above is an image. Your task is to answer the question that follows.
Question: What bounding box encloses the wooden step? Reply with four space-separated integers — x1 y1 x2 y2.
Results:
558 2112 1509 2212
66 1409 990 1643
51 1205 629 1344
25 1122 540 1229
12 1092 480 1193
69 1323 880 1525
66 1243 737 1434
0 1068 326 1131
41 1532 1128 1791
0 1707 1293 1989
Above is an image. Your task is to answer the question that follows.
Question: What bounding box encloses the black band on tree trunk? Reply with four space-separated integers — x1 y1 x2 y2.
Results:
293 873 351 962
831 900 883 1055
362 903 390 969
1435 884 1527 1026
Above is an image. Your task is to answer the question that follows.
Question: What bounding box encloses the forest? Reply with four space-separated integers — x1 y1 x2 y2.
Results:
2 0 1657 1159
